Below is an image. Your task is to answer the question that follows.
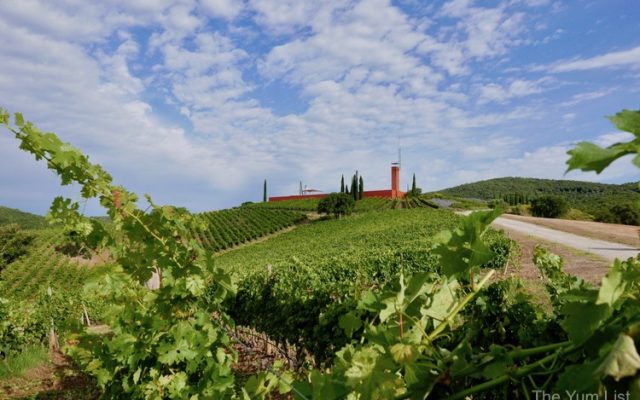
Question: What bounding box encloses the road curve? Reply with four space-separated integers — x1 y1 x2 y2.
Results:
491 216 639 262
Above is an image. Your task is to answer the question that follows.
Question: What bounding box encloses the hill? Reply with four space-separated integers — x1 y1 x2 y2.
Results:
435 177 639 216
0 206 48 229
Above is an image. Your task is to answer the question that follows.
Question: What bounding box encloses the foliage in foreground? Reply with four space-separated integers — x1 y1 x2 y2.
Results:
2 110 238 398
2 108 639 399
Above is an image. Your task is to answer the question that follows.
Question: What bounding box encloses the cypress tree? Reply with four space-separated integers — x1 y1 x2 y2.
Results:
359 176 364 200
351 174 357 201
354 171 359 200
340 175 345 193
263 179 267 202
345 184 350 194
411 173 416 195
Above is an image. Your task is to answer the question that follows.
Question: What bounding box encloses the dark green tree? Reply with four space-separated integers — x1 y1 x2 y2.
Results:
317 193 355 218
351 174 358 201
408 173 422 197
340 175 345 193
359 175 364 200
263 179 267 202
345 184 350 194
0 224 35 273
530 196 569 218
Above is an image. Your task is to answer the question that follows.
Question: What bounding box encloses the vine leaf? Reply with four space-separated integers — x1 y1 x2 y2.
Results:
596 263 626 306
433 209 501 278
595 334 640 381
609 109 640 136
560 291 611 345
566 142 634 174
339 311 362 337
566 109 640 174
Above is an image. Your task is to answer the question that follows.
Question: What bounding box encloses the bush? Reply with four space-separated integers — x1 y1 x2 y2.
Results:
317 193 355 218
594 203 640 225
488 199 508 210
0 224 35 273
530 196 569 218
563 208 594 221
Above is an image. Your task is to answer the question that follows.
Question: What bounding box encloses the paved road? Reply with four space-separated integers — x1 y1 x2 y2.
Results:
458 211 640 262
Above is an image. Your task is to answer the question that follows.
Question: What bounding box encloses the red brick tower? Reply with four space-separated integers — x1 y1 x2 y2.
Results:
391 164 400 198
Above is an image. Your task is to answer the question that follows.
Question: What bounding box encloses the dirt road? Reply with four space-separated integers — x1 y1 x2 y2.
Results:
459 211 639 262
492 216 639 262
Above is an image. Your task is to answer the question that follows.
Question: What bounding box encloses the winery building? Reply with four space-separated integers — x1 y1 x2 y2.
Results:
269 164 405 202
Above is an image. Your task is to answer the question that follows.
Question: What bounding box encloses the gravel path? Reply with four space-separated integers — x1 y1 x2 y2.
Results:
492 216 639 262
457 211 640 262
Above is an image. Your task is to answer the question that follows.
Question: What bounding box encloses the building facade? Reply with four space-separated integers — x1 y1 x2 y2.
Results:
269 164 405 201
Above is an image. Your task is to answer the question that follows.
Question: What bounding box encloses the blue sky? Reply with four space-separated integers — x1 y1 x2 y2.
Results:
0 0 639 215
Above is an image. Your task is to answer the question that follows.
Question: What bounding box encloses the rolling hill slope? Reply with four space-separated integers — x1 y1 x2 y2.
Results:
435 177 639 215
0 206 48 229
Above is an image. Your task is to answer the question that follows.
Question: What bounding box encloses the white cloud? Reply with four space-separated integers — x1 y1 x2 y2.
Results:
594 132 634 147
550 45 640 73
249 0 328 34
200 0 243 19
560 87 616 107
0 0 634 214
476 77 553 104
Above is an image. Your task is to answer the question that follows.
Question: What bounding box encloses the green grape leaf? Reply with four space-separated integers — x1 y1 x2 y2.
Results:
433 209 501 278
389 343 417 365
14 112 24 127
0 108 8 125
609 109 640 136
339 311 362 338
560 299 611 345
566 142 633 174
423 279 458 328
555 361 601 394
596 266 626 306
594 334 640 381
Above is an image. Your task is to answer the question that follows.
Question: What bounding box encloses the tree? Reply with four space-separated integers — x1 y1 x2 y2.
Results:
263 179 267 202
0 224 35 273
408 173 422 197
530 196 569 218
351 174 358 201
595 203 640 225
345 184 350 194
340 175 345 193
317 193 355 218
359 175 364 200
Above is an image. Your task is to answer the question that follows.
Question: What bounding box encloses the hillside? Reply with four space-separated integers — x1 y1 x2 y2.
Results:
435 177 639 215
0 206 48 229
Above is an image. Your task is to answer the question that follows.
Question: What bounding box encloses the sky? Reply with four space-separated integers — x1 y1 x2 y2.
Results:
0 0 639 215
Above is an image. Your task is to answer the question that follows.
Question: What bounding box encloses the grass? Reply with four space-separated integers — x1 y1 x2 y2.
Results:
0 346 49 379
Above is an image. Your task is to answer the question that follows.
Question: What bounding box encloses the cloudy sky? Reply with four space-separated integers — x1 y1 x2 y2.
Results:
1 0 639 214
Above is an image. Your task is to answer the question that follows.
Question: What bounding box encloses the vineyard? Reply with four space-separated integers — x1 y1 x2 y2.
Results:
250 195 461 211
215 208 514 362
1 109 640 399
193 208 306 252
0 229 97 299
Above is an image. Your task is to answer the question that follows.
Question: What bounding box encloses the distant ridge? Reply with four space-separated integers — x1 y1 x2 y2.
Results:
435 177 639 215
0 206 47 229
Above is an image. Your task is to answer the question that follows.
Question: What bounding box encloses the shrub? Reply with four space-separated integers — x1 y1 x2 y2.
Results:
488 199 508 210
0 224 35 273
317 193 355 218
594 203 640 225
530 196 569 218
